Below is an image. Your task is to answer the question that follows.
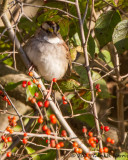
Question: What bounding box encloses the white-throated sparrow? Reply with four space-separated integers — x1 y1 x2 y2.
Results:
24 21 71 81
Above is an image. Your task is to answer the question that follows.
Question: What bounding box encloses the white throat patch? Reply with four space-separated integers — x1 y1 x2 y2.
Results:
44 36 61 44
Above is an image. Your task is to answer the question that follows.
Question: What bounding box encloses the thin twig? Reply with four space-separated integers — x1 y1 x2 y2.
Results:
0 84 25 132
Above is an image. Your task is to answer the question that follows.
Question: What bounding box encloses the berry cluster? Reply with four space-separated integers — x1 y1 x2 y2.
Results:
95 84 101 93
0 90 11 105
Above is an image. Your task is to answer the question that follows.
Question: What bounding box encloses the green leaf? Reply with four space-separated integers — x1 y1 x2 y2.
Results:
40 150 56 160
0 54 13 66
54 79 80 92
5 81 22 91
26 83 38 101
98 50 114 68
115 152 128 160
26 147 41 160
113 20 128 54
95 10 121 48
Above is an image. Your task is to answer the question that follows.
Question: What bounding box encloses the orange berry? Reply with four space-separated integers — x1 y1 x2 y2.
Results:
99 148 104 153
45 129 51 135
24 133 27 137
59 141 64 147
33 79 38 84
4 138 8 143
103 147 108 153
6 152 11 157
50 139 56 148
78 148 82 154
28 72 33 77
6 126 11 132
110 139 115 144
51 118 57 124
56 143 60 149
37 84 41 88
9 129 14 134
72 142 78 148
38 116 43 124
49 114 56 119
28 97 32 101
62 96 66 101
42 125 48 131
88 132 93 137
91 142 96 148
74 147 79 153
1 135 6 141
106 137 111 143
31 98 36 103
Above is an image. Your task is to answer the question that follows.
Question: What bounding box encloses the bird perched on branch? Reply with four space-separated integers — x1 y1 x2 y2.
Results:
24 21 72 81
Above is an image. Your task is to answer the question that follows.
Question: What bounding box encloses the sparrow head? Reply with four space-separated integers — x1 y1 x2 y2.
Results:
41 21 60 36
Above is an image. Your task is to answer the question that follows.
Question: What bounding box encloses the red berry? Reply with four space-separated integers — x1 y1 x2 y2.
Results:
24 133 27 137
95 84 100 90
106 137 111 143
34 92 39 97
1 135 6 141
31 98 36 103
42 125 48 131
104 126 110 132
46 139 48 143
82 127 87 133
7 137 12 142
50 139 56 148
9 129 14 134
33 79 38 84
110 139 115 144
27 81 32 85
37 84 41 88
56 143 60 149
74 147 79 153
97 89 101 92
45 129 51 135
61 130 67 137
59 141 64 147
63 101 67 105
88 138 94 144
37 101 43 107
22 138 27 144
6 152 11 157
22 83 27 88
52 78 57 82
38 116 43 124
4 138 8 143
22 81 27 84
3 96 8 101
51 118 57 124
100 125 104 130
99 148 104 153
78 148 82 154
44 100 49 108
6 126 11 132
28 97 32 101
88 132 93 137
28 72 33 77
91 142 96 148
72 142 78 148
103 147 108 153
62 96 66 101
49 114 56 120
0 90 3 95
